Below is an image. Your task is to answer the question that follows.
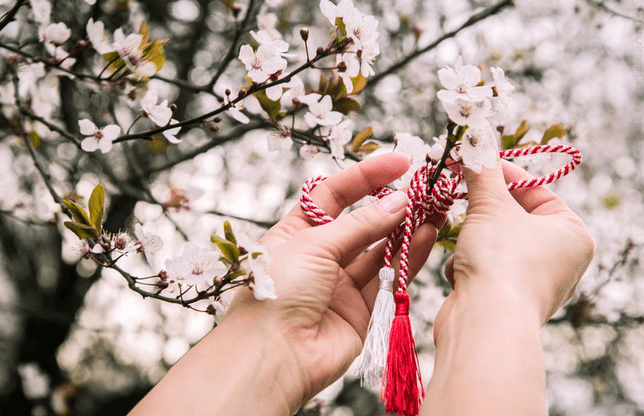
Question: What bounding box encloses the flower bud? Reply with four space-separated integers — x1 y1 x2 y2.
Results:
237 88 247 98
225 89 231 96
300 27 309 41
316 46 325 56
337 61 347 73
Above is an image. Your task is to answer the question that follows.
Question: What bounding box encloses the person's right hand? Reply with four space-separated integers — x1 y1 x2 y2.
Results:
437 158 596 337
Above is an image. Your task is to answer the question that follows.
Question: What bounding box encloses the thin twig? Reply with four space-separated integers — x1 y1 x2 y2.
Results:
585 0 644 25
368 0 514 88
0 0 26 33
204 0 259 91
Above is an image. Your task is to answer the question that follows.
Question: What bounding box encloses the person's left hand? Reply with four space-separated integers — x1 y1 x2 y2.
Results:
223 152 440 411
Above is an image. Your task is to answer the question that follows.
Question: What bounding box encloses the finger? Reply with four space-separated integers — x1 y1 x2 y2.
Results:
443 253 455 289
312 190 409 264
461 133 514 210
261 152 411 250
502 160 571 215
360 223 437 311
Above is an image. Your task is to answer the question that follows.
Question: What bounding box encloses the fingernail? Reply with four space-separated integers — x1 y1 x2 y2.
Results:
378 191 408 214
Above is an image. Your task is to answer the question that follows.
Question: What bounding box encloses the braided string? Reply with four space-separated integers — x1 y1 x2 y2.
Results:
300 145 582 292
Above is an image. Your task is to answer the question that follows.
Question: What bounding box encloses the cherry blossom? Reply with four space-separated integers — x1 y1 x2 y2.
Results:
436 57 492 104
490 67 515 108
238 44 287 83
134 224 163 268
299 144 320 158
228 105 250 124
247 249 276 300
164 242 227 290
280 76 306 107
337 53 360 93
303 95 343 127
459 126 498 174
320 0 358 27
441 97 492 129
140 90 172 126
30 0 51 25
113 29 157 78
86 19 116 55
250 29 290 56
38 22 71 45
78 119 120 153
393 132 432 188
162 120 182 143
267 127 293 152
322 119 352 159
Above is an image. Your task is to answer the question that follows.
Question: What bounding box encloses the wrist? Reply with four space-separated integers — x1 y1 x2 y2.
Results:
213 306 308 415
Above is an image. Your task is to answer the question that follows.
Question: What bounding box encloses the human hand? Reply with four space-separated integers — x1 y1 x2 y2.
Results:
222 152 440 412
437 156 596 338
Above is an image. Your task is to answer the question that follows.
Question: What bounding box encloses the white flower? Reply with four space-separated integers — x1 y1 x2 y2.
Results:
437 57 492 104
30 0 51 25
86 19 116 55
281 76 306 107
393 132 432 188
228 105 250 124
303 95 343 127
428 135 447 164
134 224 163 268
360 41 380 77
250 29 290 55
441 97 492 129
112 232 138 253
267 128 293 152
299 144 320 158
460 127 498 174
113 28 156 78
323 119 352 159
247 251 276 300
490 67 515 108
79 119 120 153
320 0 357 27
141 90 172 126
238 44 287 83
257 11 278 30
162 119 182 143
346 12 379 50
39 22 71 45
337 53 360 94
165 242 227 289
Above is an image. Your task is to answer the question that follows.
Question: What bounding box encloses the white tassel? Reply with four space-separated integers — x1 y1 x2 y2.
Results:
355 266 396 387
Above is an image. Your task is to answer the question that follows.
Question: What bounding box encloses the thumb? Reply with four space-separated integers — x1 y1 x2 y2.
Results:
315 190 408 262
461 131 511 208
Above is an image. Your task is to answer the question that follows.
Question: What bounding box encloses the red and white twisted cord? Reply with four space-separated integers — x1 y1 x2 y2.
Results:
300 145 582 292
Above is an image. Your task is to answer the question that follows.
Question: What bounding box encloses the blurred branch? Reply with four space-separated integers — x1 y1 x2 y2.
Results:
10 69 65 207
0 0 25 33
19 106 81 146
0 209 57 227
204 0 260 92
585 0 644 25
205 209 276 228
368 0 515 88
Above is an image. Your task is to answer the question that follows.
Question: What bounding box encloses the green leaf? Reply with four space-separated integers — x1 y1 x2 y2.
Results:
64 221 98 239
350 126 374 152
225 269 247 281
62 199 92 227
211 235 240 264
349 73 367 95
333 96 361 114
435 239 456 251
501 119 530 149
541 124 566 145
88 184 105 232
356 141 380 156
223 220 237 244
254 90 281 119
318 73 329 95
335 17 347 37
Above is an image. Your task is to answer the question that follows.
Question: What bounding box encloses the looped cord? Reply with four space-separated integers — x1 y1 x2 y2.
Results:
300 144 581 292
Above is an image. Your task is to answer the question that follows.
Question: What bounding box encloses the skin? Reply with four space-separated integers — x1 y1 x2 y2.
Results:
129 151 595 416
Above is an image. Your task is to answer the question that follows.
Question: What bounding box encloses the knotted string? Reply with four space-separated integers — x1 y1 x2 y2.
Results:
300 144 582 279
299 144 581 415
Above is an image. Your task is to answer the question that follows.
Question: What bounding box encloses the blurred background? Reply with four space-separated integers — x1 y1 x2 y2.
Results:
0 0 643 414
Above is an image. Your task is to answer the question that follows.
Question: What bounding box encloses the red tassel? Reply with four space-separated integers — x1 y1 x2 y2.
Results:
382 291 424 416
